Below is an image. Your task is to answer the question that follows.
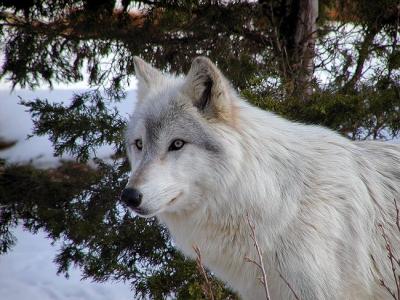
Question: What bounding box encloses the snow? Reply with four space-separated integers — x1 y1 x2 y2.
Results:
0 88 137 167
0 83 137 299
0 226 134 300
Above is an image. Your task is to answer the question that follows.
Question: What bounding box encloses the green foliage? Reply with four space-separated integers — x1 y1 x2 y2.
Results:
244 82 400 140
0 1 270 90
0 160 236 299
21 91 126 161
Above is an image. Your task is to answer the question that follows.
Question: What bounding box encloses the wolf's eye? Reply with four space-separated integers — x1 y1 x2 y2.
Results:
169 139 185 151
134 139 143 150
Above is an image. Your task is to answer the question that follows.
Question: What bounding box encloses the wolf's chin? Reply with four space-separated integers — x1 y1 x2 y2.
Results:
167 191 183 206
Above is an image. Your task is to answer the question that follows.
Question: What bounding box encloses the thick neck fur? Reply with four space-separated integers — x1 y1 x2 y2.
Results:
157 93 400 299
157 96 315 288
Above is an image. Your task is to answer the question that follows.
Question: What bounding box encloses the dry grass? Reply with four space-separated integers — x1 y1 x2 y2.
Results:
244 213 272 300
378 199 400 300
192 200 400 300
193 244 215 300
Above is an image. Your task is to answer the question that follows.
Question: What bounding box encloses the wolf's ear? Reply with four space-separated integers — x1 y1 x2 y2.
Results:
183 57 233 121
133 56 164 100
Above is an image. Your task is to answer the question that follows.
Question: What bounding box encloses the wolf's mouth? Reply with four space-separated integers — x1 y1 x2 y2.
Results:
167 191 183 206
132 207 147 215
130 192 184 218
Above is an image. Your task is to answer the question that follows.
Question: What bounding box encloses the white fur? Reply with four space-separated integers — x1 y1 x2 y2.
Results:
127 57 400 299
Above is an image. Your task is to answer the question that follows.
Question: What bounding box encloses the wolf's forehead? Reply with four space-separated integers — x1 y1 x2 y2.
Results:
128 95 221 153
143 98 190 139
130 92 196 138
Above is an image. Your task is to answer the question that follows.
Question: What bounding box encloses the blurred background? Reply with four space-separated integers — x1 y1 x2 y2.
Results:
0 0 399 299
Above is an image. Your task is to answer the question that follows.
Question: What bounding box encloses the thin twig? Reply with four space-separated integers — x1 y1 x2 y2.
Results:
193 244 215 300
244 213 271 300
379 278 397 300
278 272 301 300
378 223 400 300
394 199 400 234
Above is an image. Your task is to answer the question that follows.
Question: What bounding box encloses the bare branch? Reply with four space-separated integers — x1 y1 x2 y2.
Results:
278 272 301 300
244 213 271 300
394 199 400 234
193 244 215 300
378 223 400 299
342 26 380 91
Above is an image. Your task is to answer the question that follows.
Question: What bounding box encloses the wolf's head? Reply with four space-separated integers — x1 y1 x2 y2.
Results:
122 57 242 217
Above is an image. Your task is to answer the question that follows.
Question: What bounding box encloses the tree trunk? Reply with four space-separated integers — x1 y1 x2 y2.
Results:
292 0 318 100
342 26 380 92
263 0 319 101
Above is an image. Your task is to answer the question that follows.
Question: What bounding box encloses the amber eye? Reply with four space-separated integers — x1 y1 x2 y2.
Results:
168 139 185 151
134 139 143 150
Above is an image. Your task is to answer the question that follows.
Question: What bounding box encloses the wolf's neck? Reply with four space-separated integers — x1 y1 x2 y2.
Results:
158 185 296 258
158 101 308 253
158 203 254 257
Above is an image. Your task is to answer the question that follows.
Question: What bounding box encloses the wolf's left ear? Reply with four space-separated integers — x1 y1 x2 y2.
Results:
133 56 164 100
183 57 233 121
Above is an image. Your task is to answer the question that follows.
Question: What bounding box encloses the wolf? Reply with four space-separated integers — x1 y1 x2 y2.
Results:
121 56 400 300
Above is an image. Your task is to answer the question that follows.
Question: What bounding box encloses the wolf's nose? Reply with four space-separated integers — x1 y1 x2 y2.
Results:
120 188 142 208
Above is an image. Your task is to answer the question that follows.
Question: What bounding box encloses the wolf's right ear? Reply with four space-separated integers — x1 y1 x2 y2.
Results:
183 57 233 122
133 56 164 100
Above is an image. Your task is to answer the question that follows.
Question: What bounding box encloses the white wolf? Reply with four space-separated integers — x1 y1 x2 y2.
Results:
121 56 400 300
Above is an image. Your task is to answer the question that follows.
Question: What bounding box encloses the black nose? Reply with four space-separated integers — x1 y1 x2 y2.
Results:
120 188 142 208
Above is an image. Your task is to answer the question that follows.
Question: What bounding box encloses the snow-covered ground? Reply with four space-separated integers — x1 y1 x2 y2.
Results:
0 82 137 299
0 226 134 300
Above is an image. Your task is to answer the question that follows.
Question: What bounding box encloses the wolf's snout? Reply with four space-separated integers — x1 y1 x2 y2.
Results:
120 188 142 208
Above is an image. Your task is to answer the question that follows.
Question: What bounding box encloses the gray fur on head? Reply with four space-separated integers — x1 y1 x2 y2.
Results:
182 57 232 120
133 56 165 101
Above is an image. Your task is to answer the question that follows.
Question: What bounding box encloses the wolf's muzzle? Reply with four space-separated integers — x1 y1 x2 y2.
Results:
120 188 142 208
